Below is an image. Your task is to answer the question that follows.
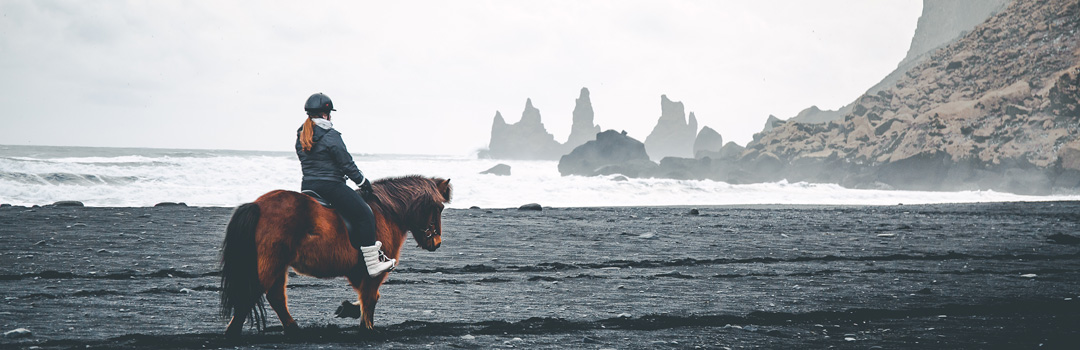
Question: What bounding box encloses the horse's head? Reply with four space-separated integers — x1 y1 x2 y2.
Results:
371 176 452 252
410 178 451 251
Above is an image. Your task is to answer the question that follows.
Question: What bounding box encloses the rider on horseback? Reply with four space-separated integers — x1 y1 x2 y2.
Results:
296 92 396 277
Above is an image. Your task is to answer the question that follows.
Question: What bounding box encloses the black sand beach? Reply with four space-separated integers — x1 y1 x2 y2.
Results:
1 202 1079 349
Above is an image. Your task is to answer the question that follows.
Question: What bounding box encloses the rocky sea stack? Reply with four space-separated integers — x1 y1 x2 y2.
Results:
481 88 602 160
644 95 698 161
480 99 564 160
565 87 602 151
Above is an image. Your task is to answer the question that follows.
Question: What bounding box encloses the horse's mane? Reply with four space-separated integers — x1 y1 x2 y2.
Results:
369 175 451 227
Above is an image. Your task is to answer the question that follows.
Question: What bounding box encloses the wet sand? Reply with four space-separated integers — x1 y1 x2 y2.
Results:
1 202 1079 349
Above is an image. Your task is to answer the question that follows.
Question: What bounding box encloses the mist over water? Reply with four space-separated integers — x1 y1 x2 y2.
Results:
0 146 1075 208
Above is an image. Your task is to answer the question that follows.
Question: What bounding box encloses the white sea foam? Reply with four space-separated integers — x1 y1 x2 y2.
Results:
0 149 1077 208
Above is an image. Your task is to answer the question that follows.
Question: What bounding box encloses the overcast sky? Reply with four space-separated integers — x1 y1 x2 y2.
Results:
0 0 922 156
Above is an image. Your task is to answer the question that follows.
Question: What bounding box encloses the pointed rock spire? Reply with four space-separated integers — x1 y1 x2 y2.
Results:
566 87 602 150
645 95 698 160
482 99 562 160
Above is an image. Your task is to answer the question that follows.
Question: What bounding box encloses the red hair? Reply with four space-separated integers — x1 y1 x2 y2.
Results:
299 118 315 152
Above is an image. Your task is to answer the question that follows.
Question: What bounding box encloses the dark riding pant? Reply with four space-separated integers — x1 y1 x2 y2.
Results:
301 180 377 248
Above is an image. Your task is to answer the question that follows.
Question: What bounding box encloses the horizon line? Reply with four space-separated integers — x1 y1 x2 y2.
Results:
0 143 473 158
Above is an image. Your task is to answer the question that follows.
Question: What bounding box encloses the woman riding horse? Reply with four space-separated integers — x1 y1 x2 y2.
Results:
220 94 451 337
219 175 450 336
296 92 395 277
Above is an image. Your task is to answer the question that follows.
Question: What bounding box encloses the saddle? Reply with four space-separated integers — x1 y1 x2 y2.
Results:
301 190 333 208
301 190 352 234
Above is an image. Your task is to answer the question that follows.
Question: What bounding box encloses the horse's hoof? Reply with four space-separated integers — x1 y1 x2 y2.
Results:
358 326 383 338
283 323 301 337
334 300 362 319
223 328 242 339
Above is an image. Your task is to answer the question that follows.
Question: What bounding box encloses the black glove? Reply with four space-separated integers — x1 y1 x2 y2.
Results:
358 178 374 200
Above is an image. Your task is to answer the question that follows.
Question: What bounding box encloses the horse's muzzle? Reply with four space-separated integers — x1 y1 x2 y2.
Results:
421 232 441 251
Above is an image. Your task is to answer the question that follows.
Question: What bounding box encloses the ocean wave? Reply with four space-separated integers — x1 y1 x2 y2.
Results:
3 155 162 163
0 171 142 185
1 150 1078 207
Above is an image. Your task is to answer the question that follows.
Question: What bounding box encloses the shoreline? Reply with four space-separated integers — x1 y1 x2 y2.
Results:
5 199 1080 211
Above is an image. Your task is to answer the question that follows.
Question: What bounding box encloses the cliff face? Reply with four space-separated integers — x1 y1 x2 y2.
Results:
743 0 1080 194
785 0 1013 126
900 0 1013 69
644 95 698 161
565 87 602 151
481 99 564 160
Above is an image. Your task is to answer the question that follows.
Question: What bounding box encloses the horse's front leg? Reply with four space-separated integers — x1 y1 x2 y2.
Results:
360 283 382 330
345 274 384 330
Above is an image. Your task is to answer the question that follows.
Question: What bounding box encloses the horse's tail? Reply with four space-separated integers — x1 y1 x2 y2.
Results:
219 202 267 330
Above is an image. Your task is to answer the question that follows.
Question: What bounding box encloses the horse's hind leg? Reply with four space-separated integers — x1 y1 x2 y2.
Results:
265 270 300 336
225 314 246 337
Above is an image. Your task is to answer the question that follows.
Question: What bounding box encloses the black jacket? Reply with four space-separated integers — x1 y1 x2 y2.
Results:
296 125 366 184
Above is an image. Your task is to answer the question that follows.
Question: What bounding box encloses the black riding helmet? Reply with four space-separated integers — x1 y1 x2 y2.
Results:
304 93 337 115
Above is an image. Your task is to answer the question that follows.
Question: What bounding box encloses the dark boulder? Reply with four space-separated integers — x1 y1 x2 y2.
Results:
52 201 84 207
519 203 543 211
480 164 512 176
559 130 655 176
154 202 188 207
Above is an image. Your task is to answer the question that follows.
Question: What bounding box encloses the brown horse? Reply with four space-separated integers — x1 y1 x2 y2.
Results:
219 175 451 337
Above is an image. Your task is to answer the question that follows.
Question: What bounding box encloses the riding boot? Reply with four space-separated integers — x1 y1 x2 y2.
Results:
359 241 396 277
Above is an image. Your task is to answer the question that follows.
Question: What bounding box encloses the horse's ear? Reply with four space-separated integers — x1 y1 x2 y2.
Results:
438 178 452 202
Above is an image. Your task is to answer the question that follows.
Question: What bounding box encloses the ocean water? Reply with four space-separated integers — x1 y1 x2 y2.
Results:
1 145 1076 208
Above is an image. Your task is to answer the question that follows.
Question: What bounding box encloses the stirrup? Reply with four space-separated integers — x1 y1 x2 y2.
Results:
377 250 397 271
